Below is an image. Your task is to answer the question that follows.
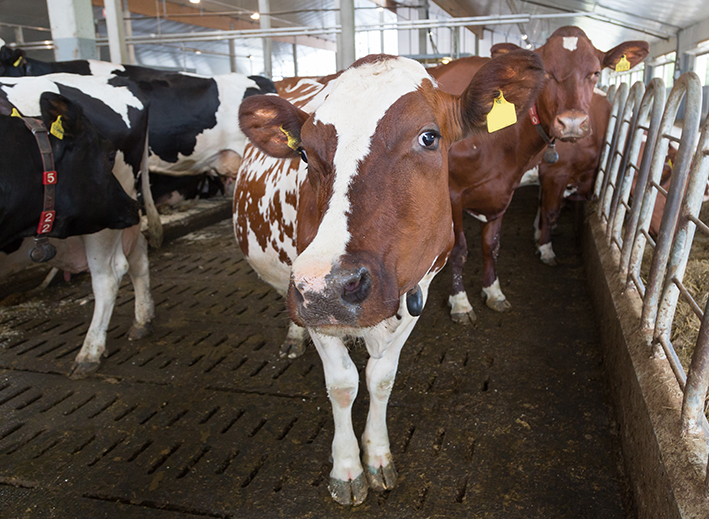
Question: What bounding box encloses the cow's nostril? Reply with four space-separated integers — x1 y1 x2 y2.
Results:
341 268 372 305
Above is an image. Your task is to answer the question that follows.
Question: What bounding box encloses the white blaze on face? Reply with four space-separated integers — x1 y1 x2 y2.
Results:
562 37 578 52
291 57 431 293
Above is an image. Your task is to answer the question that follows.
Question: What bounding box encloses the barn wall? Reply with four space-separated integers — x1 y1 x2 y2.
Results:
583 208 709 519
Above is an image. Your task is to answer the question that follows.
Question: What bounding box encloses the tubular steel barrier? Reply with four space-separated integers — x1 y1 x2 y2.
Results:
594 82 628 204
596 71 709 492
617 79 666 281
602 81 645 244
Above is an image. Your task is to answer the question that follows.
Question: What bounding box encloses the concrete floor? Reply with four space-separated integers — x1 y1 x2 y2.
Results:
0 187 634 518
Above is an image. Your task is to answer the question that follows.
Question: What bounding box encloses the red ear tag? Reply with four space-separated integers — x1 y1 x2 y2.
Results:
43 170 57 185
37 210 56 234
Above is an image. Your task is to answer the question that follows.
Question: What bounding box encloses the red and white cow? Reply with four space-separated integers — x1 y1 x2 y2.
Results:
235 52 545 505
430 26 648 320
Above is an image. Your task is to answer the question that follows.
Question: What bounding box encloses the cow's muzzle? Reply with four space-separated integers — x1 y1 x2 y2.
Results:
553 110 591 141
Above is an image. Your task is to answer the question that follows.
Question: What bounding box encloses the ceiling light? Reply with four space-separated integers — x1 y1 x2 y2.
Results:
376 6 384 12
251 12 260 20
521 33 528 40
189 0 200 4
526 43 532 49
195 50 202 54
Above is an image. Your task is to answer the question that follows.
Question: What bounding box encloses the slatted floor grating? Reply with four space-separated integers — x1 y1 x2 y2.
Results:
0 189 633 518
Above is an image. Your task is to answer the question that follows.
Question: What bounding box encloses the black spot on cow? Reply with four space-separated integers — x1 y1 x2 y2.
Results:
248 75 277 94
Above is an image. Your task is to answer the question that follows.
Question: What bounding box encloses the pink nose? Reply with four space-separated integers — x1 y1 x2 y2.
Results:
553 111 590 141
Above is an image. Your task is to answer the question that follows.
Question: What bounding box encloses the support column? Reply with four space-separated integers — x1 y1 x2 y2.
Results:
46 0 97 60
418 0 429 56
292 40 298 77
229 22 238 73
123 0 135 64
338 0 355 70
104 0 129 63
259 0 272 77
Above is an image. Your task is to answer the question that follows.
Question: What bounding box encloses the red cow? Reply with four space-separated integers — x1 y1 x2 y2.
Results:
429 26 648 320
235 52 545 505
533 93 611 265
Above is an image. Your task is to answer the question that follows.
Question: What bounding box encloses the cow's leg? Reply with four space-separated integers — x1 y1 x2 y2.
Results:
279 321 308 358
310 331 368 506
124 229 155 340
70 230 128 378
448 200 476 324
480 217 511 312
537 176 566 267
361 312 418 491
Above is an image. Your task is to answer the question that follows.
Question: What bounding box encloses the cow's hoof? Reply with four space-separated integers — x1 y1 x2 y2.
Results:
366 461 398 492
69 361 100 379
451 310 477 325
540 255 558 267
128 321 153 341
486 298 512 312
278 339 306 359
328 473 368 506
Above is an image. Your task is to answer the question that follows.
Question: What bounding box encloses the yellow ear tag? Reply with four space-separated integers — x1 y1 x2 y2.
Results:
667 159 673 169
50 115 65 140
10 108 21 118
615 55 631 72
279 125 299 150
486 91 517 133
13 56 23 67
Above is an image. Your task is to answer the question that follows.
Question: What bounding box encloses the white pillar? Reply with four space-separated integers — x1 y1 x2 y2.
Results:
338 0 355 69
259 0 272 77
418 0 429 56
103 0 129 63
46 0 97 60
123 0 135 65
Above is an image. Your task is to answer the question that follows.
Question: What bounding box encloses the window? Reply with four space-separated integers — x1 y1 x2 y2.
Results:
651 51 677 89
695 53 709 86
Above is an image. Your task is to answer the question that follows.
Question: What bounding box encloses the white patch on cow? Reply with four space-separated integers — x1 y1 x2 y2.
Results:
292 57 430 288
562 37 578 51
563 185 578 198
537 242 556 263
88 60 124 75
533 208 542 242
448 292 474 315
593 87 607 97
0 74 142 127
468 212 488 223
519 166 540 186
482 278 505 303
148 73 258 176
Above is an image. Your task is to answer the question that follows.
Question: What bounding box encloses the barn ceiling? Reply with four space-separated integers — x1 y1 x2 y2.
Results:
0 0 707 71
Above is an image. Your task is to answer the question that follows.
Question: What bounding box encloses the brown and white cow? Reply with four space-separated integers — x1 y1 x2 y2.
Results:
234 52 545 505
429 26 648 320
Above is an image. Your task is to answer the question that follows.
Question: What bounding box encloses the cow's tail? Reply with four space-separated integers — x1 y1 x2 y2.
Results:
141 140 163 248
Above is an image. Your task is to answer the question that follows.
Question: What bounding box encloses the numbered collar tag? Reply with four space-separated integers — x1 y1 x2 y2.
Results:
615 55 631 72
487 91 517 133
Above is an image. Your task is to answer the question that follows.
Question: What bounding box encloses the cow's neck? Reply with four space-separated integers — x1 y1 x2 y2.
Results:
517 115 551 170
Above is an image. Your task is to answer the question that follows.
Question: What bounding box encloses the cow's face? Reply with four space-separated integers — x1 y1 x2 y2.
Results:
0 46 26 77
494 27 648 143
239 52 545 334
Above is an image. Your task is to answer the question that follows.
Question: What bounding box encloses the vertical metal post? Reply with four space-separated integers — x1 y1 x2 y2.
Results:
123 0 136 65
292 40 298 77
339 0 355 69
259 0 272 77
418 0 429 56
104 0 129 63
379 8 385 54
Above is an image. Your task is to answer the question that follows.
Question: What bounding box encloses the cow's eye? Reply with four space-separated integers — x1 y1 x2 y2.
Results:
297 147 308 164
418 130 439 149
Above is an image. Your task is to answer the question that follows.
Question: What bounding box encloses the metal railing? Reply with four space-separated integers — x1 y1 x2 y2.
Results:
595 71 709 491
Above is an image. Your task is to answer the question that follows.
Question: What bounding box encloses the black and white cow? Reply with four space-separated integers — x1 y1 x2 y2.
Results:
0 47 276 184
0 74 156 378
0 92 139 251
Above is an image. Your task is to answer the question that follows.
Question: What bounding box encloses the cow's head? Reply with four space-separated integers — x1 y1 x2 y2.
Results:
0 46 27 77
493 26 648 142
239 52 544 334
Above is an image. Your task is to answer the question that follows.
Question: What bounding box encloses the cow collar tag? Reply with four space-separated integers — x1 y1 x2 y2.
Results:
406 284 423 317
528 104 559 164
19 116 58 263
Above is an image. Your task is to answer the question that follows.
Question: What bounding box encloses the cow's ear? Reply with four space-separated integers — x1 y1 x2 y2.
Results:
239 95 309 158
452 49 545 141
39 92 84 141
490 43 522 58
602 41 649 70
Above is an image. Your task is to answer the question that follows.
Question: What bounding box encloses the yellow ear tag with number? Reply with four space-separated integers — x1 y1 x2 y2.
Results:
486 91 517 133
10 108 21 118
13 56 23 67
616 55 631 72
279 125 299 150
50 116 65 140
